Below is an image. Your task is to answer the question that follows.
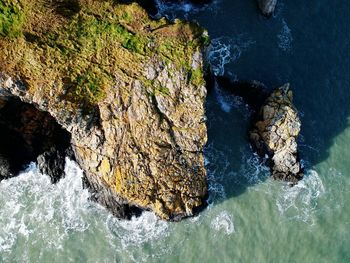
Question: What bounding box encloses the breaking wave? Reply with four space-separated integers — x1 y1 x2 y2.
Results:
211 211 235 235
106 211 169 249
0 159 171 262
276 169 325 225
0 159 90 254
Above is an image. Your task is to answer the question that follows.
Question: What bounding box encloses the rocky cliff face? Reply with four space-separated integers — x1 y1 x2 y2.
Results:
250 84 303 184
0 1 209 220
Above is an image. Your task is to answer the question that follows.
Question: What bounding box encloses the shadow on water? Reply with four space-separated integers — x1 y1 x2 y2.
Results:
203 77 271 204
162 0 350 205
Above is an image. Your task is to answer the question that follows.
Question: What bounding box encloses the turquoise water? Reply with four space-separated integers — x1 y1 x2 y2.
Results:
1 0 350 262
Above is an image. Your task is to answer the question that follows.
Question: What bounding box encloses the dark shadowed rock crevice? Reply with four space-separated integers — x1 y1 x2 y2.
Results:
0 96 72 182
82 173 144 219
209 75 270 112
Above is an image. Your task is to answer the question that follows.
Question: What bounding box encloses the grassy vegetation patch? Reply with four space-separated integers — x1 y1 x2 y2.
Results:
0 0 25 38
155 86 170 96
0 0 208 113
189 68 205 86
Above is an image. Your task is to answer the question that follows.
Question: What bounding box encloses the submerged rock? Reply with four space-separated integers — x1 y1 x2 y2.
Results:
37 146 75 184
0 1 208 220
250 84 303 183
257 0 277 17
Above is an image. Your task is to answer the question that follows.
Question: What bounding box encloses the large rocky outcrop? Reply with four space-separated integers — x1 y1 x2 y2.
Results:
257 0 277 17
250 84 303 183
0 1 208 220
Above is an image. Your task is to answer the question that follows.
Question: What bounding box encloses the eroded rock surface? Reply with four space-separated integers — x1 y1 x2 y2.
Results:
0 1 208 220
257 0 277 17
37 146 75 184
250 84 303 183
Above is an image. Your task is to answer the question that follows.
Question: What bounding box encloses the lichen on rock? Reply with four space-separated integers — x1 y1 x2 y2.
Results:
250 84 303 184
0 0 209 220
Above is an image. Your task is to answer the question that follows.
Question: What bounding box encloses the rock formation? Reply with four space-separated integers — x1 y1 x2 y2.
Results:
37 146 75 184
0 1 208 220
250 84 303 183
257 0 277 17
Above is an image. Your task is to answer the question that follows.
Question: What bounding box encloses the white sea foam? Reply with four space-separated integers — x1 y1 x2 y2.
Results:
106 211 169 249
207 38 234 76
205 143 230 205
0 159 90 253
155 0 221 18
0 159 172 261
210 211 235 235
207 37 254 76
277 19 293 52
239 150 270 185
276 169 325 225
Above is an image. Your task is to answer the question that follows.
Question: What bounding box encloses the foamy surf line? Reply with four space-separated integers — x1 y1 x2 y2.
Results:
155 0 222 18
276 169 325 225
0 159 91 253
0 159 172 261
207 36 255 77
107 211 169 249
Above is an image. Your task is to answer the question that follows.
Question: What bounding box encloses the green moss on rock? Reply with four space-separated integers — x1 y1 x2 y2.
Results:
0 0 208 112
0 0 25 38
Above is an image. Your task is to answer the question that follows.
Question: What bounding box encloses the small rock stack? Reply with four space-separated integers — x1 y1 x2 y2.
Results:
257 0 277 17
250 84 303 184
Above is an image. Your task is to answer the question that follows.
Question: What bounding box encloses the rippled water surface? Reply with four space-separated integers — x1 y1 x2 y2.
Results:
1 0 350 262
